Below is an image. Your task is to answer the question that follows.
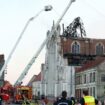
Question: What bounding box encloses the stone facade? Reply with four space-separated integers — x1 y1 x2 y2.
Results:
41 25 75 97
32 72 41 98
75 59 105 101
30 22 105 99
42 33 105 98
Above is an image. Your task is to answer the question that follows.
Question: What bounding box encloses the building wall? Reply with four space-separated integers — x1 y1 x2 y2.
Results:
75 68 97 98
60 36 105 100
96 61 105 100
32 81 41 97
75 61 105 101
61 37 105 56
41 25 75 97
31 24 105 99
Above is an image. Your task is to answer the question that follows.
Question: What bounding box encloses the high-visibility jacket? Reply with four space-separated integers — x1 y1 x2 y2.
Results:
84 96 95 105
71 100 74 105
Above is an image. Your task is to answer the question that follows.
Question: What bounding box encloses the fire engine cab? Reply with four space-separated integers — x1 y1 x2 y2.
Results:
13 86 32 104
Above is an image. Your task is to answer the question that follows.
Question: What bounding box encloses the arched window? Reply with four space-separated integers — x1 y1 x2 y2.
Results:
96 43 104 55
71 41 80 54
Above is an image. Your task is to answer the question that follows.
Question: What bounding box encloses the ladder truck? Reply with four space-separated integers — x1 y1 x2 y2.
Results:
12 0 76 102
0 5 53 104
14 0 76 86
1 15 87 103
0 5 53 79
0 0 76 103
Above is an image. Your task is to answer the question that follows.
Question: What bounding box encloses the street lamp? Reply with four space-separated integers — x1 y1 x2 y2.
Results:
0 5 53 78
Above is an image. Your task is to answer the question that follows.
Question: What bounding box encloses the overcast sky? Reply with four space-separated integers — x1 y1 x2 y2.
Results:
0 0 105 85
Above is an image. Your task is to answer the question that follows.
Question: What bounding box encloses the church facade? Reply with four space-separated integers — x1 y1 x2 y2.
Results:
31 17 105 99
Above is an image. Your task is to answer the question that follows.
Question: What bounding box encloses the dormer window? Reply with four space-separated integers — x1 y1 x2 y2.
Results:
71 41 80 54
96 43 104 55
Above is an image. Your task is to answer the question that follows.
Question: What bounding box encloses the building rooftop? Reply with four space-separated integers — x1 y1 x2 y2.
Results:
75 56 105 72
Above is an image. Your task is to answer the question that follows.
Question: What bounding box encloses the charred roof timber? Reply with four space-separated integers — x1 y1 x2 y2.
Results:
62 17 105 66
63 17 86 38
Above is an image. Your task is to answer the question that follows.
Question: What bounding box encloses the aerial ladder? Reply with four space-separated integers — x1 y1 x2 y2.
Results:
14 0 76 86
0 5 53 79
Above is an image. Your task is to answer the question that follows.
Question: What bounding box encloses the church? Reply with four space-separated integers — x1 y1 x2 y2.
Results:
30 17 105 100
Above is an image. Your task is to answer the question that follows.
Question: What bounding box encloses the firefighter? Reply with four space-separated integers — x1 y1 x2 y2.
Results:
80 89 98 105
70 96 75 105
53 91 72 105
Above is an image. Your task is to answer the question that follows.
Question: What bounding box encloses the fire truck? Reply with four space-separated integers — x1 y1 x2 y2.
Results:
0 0 76 103
13 86 32 104
0 81 32 104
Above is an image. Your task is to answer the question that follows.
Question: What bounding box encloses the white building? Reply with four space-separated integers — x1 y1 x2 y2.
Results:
31 18 105 99
41 24 75 97
32 73 41 97
75 57 105 101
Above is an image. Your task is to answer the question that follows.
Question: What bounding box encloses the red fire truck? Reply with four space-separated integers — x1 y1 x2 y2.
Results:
13 86 32 104
0 84 32 104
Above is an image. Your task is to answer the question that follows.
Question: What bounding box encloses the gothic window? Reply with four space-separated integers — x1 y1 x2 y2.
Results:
96 43 104 55
71 41 80 54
